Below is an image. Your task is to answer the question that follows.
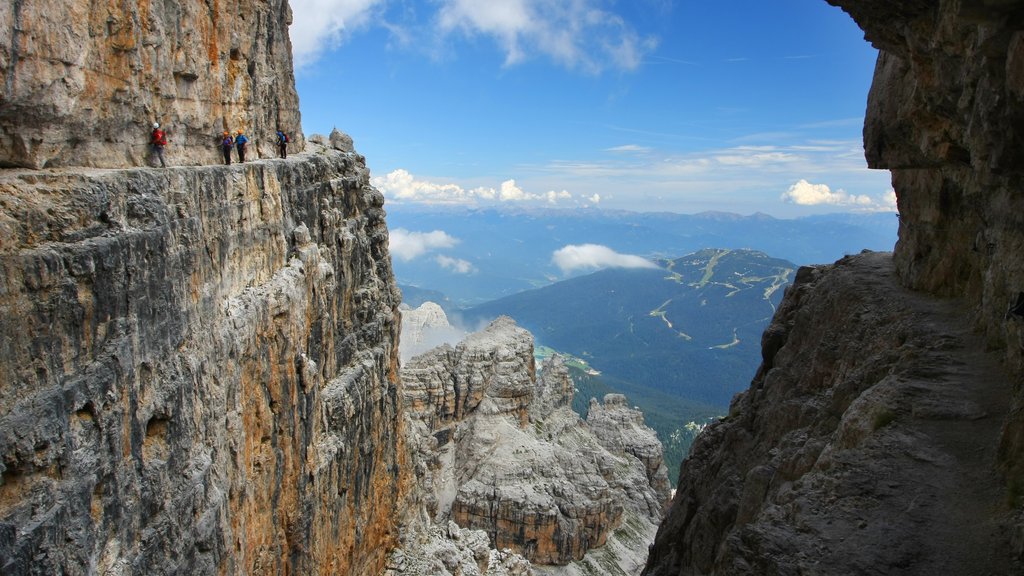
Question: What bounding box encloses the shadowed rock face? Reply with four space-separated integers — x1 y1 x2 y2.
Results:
0 149 409 575
825 0 1024 519
0 0 303 168
645 2 1024 573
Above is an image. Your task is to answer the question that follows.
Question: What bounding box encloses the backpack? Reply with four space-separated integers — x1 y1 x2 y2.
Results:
278 131 289 144
152 129 167 146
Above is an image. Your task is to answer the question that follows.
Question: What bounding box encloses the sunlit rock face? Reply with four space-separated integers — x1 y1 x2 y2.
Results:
0 147 409 575
0 0 303 168
400 318 670 571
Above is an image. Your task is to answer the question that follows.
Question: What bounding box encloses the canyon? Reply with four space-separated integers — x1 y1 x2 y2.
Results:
3 0 1024 575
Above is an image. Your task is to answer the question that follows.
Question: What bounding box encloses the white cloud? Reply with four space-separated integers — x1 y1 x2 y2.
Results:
499 179 528 201
290 0 383 68
436 255 476 274
781 179 896 211
372 169 584 206
436 0 657 73
389 229 459 261
552 244 658 274
546 190 572 203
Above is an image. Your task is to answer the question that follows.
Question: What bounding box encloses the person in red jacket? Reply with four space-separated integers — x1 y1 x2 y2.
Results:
150 122 168 168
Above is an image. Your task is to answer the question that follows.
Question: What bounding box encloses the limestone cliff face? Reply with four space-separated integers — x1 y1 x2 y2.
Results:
0 0 302 169
397 317 670 573
0 145 408 575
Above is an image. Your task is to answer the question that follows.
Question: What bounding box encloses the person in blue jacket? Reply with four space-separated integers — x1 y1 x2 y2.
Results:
276 130 289 159
235 130 249 162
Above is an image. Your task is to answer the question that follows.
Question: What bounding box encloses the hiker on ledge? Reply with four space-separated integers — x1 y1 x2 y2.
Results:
150 123 168 168
235 131 249 162
276 130 289 159
220 131 234 165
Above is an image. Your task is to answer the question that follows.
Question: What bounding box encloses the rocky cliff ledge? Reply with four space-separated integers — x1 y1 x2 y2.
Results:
644 2 1024 572
0 145 408 575
394 317 670 574
645 252 1017 574
825 0 1024 494
1 0 302 168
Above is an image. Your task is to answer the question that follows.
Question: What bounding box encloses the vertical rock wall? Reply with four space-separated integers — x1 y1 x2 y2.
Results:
0 0 303 169
645 3 1024 573
0 149 408 575
826 0 1024 502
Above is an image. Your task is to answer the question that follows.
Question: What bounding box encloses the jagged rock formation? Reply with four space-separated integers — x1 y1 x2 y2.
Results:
0 142 409 574
645 252 1017 574
1 0 303 169
397 317 670 573
383 520 534 576
398 300 467 363
645 3 1024 572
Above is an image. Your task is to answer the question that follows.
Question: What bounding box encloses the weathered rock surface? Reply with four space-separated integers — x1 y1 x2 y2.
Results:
644 252 1018 575
0 0 303 169
383 520 534 576
397 317 670 572
824 0 1024 504
398 301 467 363
0 146 408 575
645 3 1024 572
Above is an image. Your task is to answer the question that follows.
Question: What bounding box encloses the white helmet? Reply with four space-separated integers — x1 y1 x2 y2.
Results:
153 122 160 128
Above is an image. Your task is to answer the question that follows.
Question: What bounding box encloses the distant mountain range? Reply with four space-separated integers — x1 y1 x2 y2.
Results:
462 248 793 407
387 205 895 306
460 248 797 483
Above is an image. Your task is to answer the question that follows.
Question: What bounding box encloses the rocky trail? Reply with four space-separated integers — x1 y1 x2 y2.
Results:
645 252 1021 575
885 258 1015 575
800 252 1018 575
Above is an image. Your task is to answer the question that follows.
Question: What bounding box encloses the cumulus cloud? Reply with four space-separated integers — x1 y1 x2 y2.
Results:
552 244 658 275
436 255 476 274
290 0 383 68
436 0 657 73
389 229 459 261
780 180 898 212
372 169 582 206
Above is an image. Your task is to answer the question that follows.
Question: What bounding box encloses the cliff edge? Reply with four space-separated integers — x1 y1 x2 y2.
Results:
1 0 303 168
645 1 1024 572
645 252 1016 574
0 145 409 575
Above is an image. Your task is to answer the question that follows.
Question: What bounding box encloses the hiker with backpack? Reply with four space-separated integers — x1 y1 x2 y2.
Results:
150 122 168 167
220 131 234 165
235 130 249 162
276 130 289 159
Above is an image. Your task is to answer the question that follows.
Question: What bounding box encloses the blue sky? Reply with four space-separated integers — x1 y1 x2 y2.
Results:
292 0 894 217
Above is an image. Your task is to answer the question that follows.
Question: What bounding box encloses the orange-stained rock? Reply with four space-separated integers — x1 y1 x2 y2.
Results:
0 145 409 575
0 0 302 168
